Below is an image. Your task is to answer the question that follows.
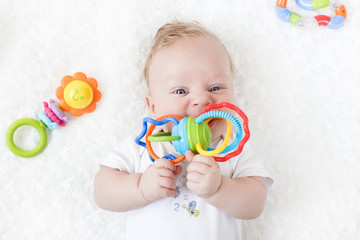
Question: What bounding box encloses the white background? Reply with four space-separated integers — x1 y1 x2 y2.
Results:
1 0 359 239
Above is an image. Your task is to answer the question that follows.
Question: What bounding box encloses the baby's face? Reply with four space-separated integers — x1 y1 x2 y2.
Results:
146 36 237 140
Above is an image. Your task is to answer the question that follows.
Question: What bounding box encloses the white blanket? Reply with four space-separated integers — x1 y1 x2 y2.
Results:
1 0 359 239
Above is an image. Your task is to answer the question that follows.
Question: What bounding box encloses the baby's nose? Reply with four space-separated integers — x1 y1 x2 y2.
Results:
192 93 212 108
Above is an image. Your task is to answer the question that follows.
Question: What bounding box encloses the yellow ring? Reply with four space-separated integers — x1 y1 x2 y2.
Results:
204 118 215 124
196 118 232 156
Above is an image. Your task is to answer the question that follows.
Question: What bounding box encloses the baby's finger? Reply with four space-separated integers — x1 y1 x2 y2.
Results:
190 155 215 167
187 162 209 175
157 168 175 178
187 171 202 183
153 158 176 171
185 150 195 162
174 165 183 176
158 187 178 198
158 176 177 190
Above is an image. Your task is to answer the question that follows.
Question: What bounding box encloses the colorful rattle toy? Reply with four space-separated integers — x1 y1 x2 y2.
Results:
135 102 250 164
6 72 101 158
275 0 347 29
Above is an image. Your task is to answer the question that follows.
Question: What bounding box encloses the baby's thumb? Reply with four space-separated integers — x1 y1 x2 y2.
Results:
185 150 195 162
174 165 182 176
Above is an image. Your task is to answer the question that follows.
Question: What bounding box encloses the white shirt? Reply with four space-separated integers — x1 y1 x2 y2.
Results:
101 133 273 240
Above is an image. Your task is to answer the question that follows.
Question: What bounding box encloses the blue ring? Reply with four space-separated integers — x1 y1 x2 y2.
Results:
195 111 243 154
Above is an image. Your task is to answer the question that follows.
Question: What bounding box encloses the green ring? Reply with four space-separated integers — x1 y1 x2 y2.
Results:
6 118 48 158
148 132 180 142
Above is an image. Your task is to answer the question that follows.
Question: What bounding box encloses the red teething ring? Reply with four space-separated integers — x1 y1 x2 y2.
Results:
198 102 250 162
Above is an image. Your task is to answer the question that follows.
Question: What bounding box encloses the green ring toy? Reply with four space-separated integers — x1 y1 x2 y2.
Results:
6 118 48 158
5 72 102 158
147 132 180 142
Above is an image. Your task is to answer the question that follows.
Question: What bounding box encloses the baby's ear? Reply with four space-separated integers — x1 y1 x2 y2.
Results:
145 94 156 116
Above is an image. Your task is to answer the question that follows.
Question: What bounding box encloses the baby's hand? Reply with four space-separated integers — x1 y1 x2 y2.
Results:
139 158 182 203
185 151 222 198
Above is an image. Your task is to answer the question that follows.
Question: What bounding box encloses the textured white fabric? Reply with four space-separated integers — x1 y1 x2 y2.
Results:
1 0 359 240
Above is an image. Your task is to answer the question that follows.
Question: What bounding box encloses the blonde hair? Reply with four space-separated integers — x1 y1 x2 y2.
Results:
144 21 234 84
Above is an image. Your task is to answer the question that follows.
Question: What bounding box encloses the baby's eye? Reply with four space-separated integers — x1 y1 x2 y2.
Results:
209 86 221 92
174 89 187 94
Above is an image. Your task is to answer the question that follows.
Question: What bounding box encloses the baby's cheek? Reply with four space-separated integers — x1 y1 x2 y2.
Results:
156 102 184 117
163 122 176 132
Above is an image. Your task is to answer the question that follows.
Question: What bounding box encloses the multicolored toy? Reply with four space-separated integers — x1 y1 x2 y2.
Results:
135 102 250 164
275 0 347 29
6 72 101 158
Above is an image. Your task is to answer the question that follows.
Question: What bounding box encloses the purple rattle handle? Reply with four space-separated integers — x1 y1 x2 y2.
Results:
49 99 69 122
43 102 66 127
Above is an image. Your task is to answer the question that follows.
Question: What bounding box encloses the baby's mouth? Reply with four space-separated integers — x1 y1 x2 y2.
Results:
207 118 218 129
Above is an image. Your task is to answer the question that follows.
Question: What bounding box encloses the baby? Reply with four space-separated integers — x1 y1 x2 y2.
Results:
94 21 273 240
